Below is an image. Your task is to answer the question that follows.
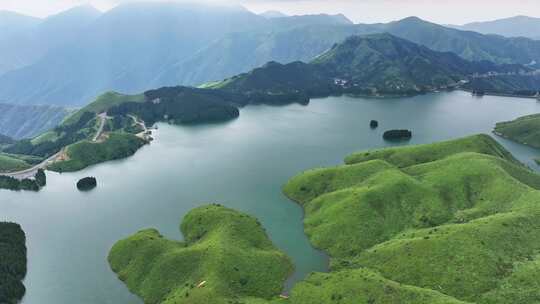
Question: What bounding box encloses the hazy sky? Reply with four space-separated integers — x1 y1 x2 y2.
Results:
1 0 539 24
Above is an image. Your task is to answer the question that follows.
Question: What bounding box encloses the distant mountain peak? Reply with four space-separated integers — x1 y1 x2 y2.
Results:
454 15 540 39
395 16 434 25
260 10 287 19
0 10 41 26
43 4 101 26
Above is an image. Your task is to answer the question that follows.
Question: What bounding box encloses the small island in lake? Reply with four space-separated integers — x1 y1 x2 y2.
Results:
77 177 97 191
370 120 379 128
383 129 412 140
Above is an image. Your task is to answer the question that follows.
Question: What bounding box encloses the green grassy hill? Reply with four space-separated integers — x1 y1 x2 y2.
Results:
0 87 245 178
283 134 540 303
109 134 540 304
0 153 32 172
48 133 146 172
0 152 42 173
494 114 540 149
108 205 293 304
62 92 145 126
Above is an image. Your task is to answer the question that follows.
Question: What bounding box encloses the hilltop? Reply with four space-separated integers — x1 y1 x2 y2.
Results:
108 205 293 304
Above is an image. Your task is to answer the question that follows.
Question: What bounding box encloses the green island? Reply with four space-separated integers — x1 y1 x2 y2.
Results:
0 222 27 304
108 204 293 304
76 177 97 191
109 134 540 303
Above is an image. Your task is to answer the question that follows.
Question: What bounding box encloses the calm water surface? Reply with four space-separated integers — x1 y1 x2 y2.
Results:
2 91 540 304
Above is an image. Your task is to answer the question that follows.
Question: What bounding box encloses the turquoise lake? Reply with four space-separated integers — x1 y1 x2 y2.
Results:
2 91 540 303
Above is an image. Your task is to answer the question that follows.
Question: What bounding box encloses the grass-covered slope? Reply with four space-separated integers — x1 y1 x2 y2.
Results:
0 153 33 172
494 114 540 149
108 205 293 304
289 269 468 304
0 222 27 304
62 92 145 126
48 132 145 172
345 134 520 167
284 134 540 303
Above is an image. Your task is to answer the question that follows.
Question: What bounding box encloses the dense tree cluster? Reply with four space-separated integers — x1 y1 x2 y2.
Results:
109 87 241 126
35 169 46 187
0 222 27 304
466 75 540 96
0 170 46 191
77 177 97 191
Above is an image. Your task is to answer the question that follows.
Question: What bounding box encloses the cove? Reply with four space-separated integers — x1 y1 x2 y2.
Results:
2 90 540 304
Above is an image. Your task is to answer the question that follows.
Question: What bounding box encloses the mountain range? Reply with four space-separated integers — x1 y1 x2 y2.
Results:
4 32 524 167
213 33 527 97
0 5 101 75
0 103 71 139
0 3 539 107
453 16 540 40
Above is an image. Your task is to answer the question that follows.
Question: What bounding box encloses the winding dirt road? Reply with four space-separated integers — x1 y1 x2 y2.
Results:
2 150 64 180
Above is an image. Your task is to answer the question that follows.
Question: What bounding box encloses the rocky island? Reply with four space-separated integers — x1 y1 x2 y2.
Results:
383 129 412 140
77 177 97 191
